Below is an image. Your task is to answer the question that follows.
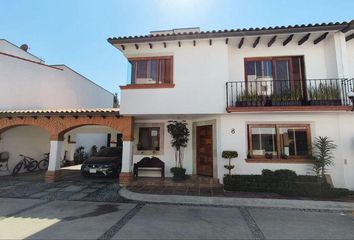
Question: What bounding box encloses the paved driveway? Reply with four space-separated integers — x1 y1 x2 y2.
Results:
0 179 353 239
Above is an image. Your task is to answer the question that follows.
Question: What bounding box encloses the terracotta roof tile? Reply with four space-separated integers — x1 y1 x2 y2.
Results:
108 20 353 45
0 108 120 117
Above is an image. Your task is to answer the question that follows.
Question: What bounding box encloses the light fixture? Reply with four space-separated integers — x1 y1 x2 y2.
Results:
348 91 354 111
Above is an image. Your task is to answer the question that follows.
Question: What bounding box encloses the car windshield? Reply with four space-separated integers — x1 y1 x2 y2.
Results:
96 148 122 157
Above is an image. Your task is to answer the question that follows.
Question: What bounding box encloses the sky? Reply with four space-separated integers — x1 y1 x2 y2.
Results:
1 0 354 96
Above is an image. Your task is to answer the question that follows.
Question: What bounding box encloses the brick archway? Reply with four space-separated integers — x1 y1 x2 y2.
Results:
0 110 133 141
0 109 134 183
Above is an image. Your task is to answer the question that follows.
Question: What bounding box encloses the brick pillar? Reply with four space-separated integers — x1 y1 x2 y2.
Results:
119 140 133 186
45 137 63 183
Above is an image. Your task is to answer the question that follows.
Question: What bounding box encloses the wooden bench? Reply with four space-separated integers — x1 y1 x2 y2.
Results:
133 157 165 179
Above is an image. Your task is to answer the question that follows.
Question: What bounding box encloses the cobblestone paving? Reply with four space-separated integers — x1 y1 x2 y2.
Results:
0 179 131 203
0 175 353 239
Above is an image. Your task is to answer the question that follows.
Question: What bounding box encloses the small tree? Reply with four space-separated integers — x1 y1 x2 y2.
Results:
312 136 337 185
167 120 190 168
222 151 238 176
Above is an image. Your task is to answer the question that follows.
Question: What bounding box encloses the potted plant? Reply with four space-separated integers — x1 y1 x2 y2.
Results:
167 120 190 181
309 84 341 106
222 150 238 176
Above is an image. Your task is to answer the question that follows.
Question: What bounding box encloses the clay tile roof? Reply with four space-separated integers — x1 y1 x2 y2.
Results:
0 108 120 117
108 20 352 45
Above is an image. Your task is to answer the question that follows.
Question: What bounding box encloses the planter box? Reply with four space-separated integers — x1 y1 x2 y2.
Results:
310 99 342 106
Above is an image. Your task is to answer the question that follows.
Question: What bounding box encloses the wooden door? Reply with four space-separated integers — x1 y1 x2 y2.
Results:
196 125 213 177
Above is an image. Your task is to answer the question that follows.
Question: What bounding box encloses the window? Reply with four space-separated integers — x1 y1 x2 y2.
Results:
129 57 173 85
137 127 160 151
244 56 305 95
248 124 311 159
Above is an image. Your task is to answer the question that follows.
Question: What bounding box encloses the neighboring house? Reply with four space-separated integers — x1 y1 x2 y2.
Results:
0 39 117 174
108 20 354 190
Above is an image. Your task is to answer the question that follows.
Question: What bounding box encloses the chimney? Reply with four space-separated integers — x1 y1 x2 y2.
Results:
20 44 29 52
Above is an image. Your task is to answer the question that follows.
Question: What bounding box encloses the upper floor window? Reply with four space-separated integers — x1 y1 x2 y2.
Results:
129 56 173 85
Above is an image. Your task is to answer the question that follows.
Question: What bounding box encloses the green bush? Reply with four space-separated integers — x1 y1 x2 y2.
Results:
223 169 349 198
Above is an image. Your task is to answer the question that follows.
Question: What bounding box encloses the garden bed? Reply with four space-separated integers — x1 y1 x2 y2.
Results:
223 169 349 199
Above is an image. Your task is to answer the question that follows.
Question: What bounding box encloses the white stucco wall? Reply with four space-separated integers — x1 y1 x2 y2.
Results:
120 39 228 115
347 39 354 77
0 126 50 175
75 133 107 154
218 112 354 190
0 53 114 110
0 39 43 63
132 120 193 178
119 32 353 115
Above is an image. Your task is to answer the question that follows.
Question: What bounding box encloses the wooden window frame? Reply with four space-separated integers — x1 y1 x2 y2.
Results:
126 56 174 88
137 127 161 151
244 56 306 91
247 123 312 162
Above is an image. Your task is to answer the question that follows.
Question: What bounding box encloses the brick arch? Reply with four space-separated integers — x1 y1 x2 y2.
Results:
0 115 134 141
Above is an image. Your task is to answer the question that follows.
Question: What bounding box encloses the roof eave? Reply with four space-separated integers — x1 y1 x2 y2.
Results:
108 23 348 45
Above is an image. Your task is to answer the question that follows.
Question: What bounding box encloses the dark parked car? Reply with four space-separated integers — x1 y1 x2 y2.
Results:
81 147 122 177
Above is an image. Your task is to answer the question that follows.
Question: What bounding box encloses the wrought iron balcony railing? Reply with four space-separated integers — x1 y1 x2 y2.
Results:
226 78 354 108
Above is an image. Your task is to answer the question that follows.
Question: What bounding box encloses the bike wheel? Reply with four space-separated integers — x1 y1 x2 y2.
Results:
38 159 49 170
27 161 38 172
12 162 23 176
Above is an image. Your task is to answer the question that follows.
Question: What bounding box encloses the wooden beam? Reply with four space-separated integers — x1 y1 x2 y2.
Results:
253 37 260 48
178 41 181 47
163 42 167 48
314 32 329 44
149 43 153 49
209 39 212 46
268 36 277 47
134 44 139 49
283 34 294 46
346 33 354 42
225 38 229 44
120 45 125 50
238 37 244 49
298 33 311 45
193 40 196 46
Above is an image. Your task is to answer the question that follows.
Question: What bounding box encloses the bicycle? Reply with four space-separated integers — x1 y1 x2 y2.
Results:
38 153 49 170
12 154 39 176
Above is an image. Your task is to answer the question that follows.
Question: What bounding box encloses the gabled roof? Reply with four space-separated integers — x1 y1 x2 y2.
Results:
108 20 354 44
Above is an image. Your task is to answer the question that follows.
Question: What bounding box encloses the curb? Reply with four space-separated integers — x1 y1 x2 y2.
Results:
119 188 354 211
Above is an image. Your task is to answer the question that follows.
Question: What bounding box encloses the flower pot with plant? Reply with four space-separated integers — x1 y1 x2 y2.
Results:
167 120 190 181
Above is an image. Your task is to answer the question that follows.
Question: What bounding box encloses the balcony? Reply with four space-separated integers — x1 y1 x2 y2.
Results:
226 78 354 112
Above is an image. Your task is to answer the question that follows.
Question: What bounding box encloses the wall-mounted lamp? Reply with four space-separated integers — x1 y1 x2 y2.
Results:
348 91 354 111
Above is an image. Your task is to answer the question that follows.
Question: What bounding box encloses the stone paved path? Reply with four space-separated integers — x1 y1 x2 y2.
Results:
0 177 353 239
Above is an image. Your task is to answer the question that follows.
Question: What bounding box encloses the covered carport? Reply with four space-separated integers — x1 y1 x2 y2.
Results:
0 109 134 185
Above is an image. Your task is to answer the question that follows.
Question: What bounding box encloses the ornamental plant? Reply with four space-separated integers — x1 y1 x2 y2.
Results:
222 150 238 176
312 136 337 185
167 120 190 168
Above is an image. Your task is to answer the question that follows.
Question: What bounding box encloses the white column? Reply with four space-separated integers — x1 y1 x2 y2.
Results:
48 140 63 171
121 141 133 172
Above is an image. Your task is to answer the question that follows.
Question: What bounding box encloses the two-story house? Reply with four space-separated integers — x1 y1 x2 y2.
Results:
109 20 354 190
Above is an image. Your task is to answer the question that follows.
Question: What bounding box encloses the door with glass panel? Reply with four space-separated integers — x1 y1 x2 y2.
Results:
274 58 292 95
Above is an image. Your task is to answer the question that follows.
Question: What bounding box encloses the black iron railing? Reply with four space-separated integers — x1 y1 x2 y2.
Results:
226 78 354 108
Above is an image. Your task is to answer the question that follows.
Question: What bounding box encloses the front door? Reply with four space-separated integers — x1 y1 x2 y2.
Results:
196 125 213 177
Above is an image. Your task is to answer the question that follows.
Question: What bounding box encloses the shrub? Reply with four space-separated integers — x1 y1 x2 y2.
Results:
274 169 297 182
223 169 349 198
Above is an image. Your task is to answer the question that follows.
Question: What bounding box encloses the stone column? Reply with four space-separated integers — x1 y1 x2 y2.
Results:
119 140 134 186
45 138 63 183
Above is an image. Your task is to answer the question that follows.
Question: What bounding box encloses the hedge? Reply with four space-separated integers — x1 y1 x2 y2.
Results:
223 169 349 198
